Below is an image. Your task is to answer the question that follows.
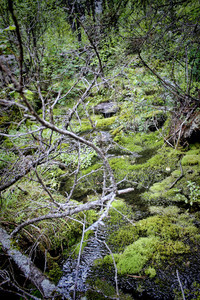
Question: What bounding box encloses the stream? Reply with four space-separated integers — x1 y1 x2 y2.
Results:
57 131 148 299
58 226 109 299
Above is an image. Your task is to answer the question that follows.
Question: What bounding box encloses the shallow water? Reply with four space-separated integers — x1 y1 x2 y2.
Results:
58 227 108 299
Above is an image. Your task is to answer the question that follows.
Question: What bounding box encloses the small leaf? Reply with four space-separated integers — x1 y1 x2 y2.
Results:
5 25 16 31
24 89 34 95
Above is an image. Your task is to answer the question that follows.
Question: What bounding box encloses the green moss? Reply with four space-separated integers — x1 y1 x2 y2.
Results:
108 141 181 189
142 151 200 205
137 215 180 239
156 240 190 257
116 236 160 274
81 162 102 175
145 267 157 278
186 149 200 155
93 278 116 297
189 143 200 150
136 213 198 243
73 116 117 133
1 181 99 261
114 131 162 153
181 154 200 166
110 125 123 136
107 199 135 226
46 253 62 282
100 208 198 277
149 205 180 216
96 116 117 128
108 224 138 252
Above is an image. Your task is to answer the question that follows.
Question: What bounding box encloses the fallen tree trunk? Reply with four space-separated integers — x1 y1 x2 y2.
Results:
0 227 59 299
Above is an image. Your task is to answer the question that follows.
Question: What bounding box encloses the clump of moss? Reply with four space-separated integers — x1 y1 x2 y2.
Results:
93 278 116 297
145 267 157 278
189 143 200 150
116 236 160 274
154 240 190 263
137 215 180 239
149 205 180 216
142 148 200 205
107 224 138 252
95 207 198 278
181 154 200 166
137 210 198 243
113 131 162 153
107 199 135 226
73 115 117 133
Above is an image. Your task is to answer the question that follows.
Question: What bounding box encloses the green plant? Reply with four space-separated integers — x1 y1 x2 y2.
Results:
186 181 200 205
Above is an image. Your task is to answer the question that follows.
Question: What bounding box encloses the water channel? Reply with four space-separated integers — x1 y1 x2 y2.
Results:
57 131 148 299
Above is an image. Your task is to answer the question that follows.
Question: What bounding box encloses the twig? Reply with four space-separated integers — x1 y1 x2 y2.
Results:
127 275 147 279
73 218 85 300
176 269 186 300
102 240 119 299
169 161 183 189
34 168 60 208
66 142 81 202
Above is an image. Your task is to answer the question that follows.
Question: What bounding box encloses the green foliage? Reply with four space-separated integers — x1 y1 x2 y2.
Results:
188 44 200 82
60 145 97 170
0 24 16 54
0 150 16 169
186 181 200 206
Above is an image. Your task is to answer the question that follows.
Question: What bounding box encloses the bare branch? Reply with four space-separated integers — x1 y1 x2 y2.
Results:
10 188 134 237
0 227 59 298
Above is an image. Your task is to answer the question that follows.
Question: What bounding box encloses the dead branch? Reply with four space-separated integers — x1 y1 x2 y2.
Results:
0 227 59 298
10 188 134 237
127 275 147 279
73 217 85 300
176 269 186 300
169 161 183 189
